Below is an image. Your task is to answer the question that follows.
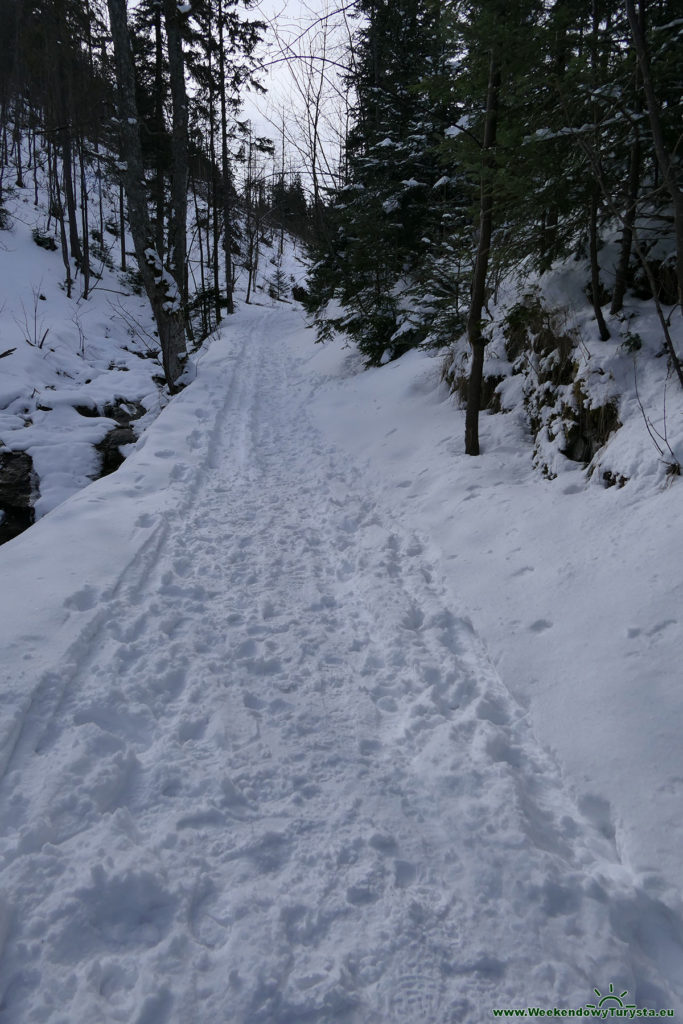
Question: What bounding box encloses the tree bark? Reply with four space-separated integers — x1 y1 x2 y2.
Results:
163 0 189 309
191 173 208 337
153 7 165 258
611 133 640 315
13 103 24 188
465 49 500 457
206 28 221 326
107 0 187 391
79 138 91 299
589 186 610 339
119 180 126 271
53 0 83 268
218 0 234 314
52 143 73 298
59 124 83 267
626 0 683 313
588 0 610 340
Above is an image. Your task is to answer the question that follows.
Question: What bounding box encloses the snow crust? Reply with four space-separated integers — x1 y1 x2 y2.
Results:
304 326 683 900
0 189 162 519
1 285 683 1020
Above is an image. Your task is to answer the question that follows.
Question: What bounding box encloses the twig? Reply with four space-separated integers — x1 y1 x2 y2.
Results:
633 357 680 472
107 297 159 355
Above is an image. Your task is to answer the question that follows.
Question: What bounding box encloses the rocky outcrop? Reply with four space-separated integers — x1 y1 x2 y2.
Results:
0 398 146 546
94 399 145 477
0 451 38 545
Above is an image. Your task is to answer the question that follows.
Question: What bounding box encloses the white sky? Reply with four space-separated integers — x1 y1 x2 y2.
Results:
242 0 354 189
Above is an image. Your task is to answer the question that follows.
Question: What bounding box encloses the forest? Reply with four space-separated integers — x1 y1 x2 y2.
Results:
1 0 681 467
304 0 683 459
0 0 310 385
0 3 682 1021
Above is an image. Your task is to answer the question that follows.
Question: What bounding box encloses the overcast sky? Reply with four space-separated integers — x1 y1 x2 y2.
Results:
242 0 352 186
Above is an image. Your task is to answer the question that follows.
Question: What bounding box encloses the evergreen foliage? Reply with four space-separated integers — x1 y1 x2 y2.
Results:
1 0 681 427
0 0 273 386
306 0 453 365
306 0 683 424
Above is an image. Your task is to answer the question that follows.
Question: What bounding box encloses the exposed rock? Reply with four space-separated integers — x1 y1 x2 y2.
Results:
94 399 145 477
95 424 137 476
561 394 621 466
32 228 57 252
0 451 38 545
74 403 99 418
0 398 147 544
101 399 146 425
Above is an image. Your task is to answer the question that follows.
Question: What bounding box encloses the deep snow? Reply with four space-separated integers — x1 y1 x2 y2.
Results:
1 297 682 1022
0 168 170 530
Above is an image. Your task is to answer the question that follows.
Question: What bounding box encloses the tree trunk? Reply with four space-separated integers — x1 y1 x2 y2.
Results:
164 0 189 308
465 49 500 457
589 186 610 339
153 7 165 259
46 137 54 232
207 32 221 326
79 139 90 299
52 144 72 298
245 138 255 305
13 102 24 188
119 179 126 272
32 125 39 206
107 0 187 391
60 124 82 267
588 0 609 340
611 133 640 315
626 0 683 313
192 173 208 338
54 0 83 269
218 0 234 315
97 149 104 240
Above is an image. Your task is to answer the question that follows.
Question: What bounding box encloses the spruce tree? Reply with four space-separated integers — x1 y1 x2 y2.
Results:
307 0 452 365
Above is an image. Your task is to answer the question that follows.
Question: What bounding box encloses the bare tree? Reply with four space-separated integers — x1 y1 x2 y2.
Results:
254 0 351 211
163 0 189 308
107 0 187 391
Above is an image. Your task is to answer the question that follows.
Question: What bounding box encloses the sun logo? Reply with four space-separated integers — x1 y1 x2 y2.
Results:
586 983 637 1010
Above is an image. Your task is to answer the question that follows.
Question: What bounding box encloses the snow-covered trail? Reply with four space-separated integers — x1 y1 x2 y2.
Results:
1 308 682 1022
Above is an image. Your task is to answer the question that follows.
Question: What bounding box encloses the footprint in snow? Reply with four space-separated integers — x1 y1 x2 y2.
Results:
369 833 398 855
64 585 99 611
401 605 425 631
359 738 382 757
394 860 417 887
346 884 380 906
135 512 156 529
647 619 677 637
528 618 553 633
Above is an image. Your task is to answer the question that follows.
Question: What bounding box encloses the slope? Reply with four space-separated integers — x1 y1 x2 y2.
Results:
1 302 682 1021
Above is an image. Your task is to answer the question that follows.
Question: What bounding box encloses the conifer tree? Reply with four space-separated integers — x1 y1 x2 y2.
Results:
307 0 452 365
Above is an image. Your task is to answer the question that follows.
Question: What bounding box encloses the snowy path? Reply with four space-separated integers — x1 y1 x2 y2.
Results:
1 309 682 1022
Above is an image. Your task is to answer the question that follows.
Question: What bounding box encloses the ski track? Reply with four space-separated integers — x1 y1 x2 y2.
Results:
1 310 682 1023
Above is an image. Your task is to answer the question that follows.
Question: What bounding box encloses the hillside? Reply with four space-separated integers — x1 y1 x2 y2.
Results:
0 168 166 542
